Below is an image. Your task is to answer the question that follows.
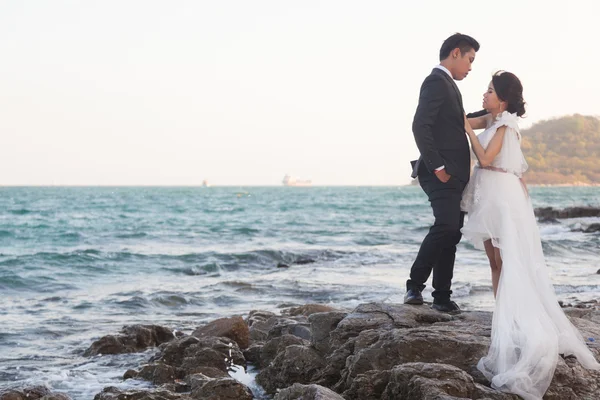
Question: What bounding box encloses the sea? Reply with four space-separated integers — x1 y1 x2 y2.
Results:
0 186 599 398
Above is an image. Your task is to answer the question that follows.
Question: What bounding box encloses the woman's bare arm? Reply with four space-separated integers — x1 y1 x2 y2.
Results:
464 114 506 167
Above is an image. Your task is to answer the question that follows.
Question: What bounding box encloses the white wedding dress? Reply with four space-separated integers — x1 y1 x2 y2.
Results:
460 111 600 400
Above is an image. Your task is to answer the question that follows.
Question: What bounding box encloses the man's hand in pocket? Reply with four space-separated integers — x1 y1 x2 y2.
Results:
434 168 451 183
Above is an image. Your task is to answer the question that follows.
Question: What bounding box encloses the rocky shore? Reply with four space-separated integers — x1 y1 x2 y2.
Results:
534 206 600 224
2 301 599 400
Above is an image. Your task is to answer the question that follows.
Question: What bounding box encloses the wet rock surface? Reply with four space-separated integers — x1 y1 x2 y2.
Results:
11 302 600 399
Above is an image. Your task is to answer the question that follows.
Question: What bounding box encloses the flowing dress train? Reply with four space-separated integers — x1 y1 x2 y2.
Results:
460 111 600 400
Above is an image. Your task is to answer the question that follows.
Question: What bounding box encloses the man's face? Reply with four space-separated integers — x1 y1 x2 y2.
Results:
453 48 476 81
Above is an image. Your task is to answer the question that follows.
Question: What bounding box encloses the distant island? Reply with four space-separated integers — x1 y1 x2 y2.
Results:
522 114 600 185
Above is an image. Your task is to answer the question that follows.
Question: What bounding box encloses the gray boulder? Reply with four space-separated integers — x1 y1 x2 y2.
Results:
84 325 177 356
274 383 345 400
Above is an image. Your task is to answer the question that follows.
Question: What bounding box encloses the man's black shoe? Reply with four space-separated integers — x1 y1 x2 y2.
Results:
403 289 424 305
431 301 461 314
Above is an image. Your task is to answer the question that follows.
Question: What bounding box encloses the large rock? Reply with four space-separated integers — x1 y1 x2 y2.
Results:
93 387 191 400
561 308 600 360
584 223 600 233
137 363 183 385
0 386 71 400
190 377 253 400
98 373 255 399
327 304 490 392
337 324 489 390
192 316 250 349
274 383 345 400
254 302 600 399
157 335 244 376
89 302 600 400
256 344 326 393
381 363 520 400
313 334 356 388
127 335 244 388
320 304 464 391
246 310 276 327
266 316 312 341
248 313 312 342
535 206 600 220
257 334 309 368
242 343 263 365
84 325 176 356
283 304 341 317
545 356 600 399
340 369 392 400
308 311 347 354
247 311 278 341
328 303 454 350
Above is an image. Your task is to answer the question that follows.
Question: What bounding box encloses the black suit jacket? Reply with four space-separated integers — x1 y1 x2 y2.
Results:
410 68 473 182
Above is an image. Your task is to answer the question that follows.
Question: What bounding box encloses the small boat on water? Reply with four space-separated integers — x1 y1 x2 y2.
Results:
282 174 311 186
202 180 211 187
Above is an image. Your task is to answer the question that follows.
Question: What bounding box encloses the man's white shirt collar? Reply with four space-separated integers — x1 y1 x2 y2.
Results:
435 65 453 79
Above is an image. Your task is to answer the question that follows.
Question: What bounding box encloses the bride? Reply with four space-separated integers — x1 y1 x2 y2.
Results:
462 71 600 399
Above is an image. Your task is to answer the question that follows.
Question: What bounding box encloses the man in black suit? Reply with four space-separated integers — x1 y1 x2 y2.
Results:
405 33 481 314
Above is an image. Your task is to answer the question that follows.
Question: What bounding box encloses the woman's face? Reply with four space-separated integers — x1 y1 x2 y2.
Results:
483 81 503 112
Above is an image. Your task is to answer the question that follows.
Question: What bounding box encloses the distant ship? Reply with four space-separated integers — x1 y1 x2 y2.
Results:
202 179 210 187
282 174 312 186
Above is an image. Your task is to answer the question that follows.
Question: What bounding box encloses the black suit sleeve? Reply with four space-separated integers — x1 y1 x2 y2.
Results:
466 109 489 118
412 76 446 172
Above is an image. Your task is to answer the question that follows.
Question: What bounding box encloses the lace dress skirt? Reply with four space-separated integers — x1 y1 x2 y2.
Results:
460 164 600 400
460 165 529 250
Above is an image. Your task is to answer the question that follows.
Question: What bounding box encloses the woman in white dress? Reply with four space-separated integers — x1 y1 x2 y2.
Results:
461 71 600 400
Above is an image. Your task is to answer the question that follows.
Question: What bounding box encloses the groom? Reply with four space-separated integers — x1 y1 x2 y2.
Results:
405 33 481 314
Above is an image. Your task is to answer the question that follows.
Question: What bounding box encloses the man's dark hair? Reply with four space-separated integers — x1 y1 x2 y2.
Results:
439 33 480 61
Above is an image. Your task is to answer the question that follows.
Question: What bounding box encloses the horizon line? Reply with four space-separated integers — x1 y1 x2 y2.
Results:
0 183 414 188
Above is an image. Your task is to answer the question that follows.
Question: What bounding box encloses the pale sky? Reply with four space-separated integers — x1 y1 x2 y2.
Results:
0 0 598 186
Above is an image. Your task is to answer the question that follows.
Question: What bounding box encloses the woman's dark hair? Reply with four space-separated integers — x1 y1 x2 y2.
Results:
439 33 480 61
492 71 526 117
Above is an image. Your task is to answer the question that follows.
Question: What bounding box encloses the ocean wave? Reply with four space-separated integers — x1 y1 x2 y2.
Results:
448 283 474 298
410 225 430 232
58 232 85 241
168 264 221 276
232 227 261 235
148 292 194 307
0 257 24 267
0 249 150 268
113 295 151 309
2 248 340 282
107 291 207 311
553 284 600 294
541 240 590 256
203 206 246 214
0 272 78 292
352 236 392 246
0 272 35 289
219 281 273 295
73 301 94 310
41 296 63 302
8 208 33 215
0 230 13 238
115 232 148 239
165 249 325 273
539 224 572 236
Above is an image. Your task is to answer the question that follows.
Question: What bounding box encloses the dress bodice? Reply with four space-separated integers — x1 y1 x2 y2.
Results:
475 111 528 177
